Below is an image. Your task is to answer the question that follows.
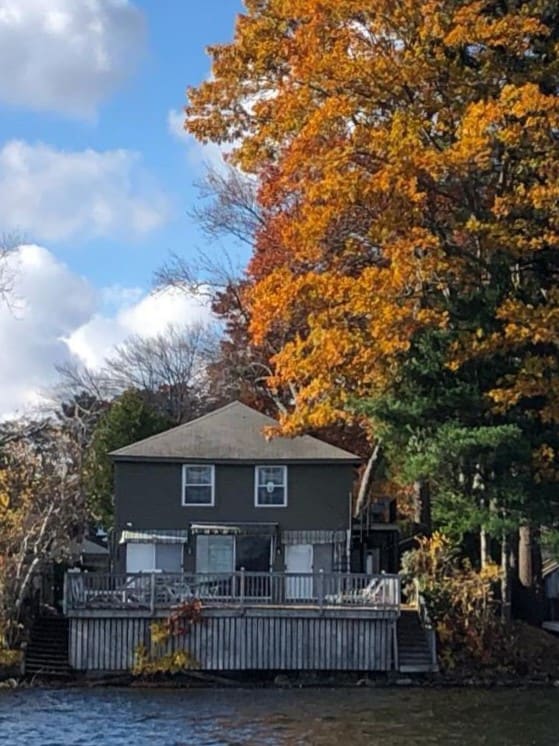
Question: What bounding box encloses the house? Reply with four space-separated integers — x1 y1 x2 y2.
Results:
54 401 438 675
543 559 559 625
72 534 110 573
111 401 361 594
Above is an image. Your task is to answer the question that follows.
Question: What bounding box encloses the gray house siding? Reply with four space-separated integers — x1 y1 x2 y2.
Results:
115 461 353 532
114 460 354 574
111 403 361 577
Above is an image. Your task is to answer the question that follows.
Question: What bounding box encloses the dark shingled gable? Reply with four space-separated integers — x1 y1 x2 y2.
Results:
110 401 360 463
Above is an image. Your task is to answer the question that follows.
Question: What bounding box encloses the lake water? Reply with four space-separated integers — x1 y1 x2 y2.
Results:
0 686 557 745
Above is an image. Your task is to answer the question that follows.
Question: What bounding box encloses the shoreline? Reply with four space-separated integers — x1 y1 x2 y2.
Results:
3 668 559 691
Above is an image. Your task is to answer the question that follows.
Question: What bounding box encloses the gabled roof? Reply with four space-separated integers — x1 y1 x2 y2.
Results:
110 401 360 463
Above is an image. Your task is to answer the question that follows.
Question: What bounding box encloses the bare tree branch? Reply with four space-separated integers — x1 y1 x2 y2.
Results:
0 232 22 307
190 165 262 247
153 164 295 419
155 166 255 296
54 362 115 403
155 247 245 297
104 323 220 424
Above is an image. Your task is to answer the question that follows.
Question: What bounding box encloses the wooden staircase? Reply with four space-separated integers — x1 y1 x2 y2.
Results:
397 609 438 673
24 616 71 679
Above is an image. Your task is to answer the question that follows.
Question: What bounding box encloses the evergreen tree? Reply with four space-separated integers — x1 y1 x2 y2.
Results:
84 389 171 529
362 329 559 619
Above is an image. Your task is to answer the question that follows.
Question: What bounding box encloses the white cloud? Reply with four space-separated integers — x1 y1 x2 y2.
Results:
167 108 188 142
0 140 171 242
0 244 96 415
0 0 145 118
0 245 212 417
100 284 144 312
66 287 211 369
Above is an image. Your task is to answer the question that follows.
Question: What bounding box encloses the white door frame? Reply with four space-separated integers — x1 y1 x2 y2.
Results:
285 543 314 600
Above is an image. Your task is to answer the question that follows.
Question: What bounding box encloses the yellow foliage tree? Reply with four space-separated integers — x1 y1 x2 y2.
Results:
0 426 85 648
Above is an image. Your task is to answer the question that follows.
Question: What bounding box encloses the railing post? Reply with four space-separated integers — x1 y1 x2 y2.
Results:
319 568 324 610
62 572 68 615
149 572 156 615
240 567 245 608
393 620 399 671
428 627 437 668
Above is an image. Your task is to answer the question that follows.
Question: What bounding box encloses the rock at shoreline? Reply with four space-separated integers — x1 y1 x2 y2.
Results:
0 678 18 689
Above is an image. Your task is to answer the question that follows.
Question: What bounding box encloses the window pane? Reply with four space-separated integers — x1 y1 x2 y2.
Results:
185 466 212 485
184 485 212 504
236 536 271 572
155 543 182 572
196 535 234 573
126 543 155 573
257 467 284 486
257 485 285 505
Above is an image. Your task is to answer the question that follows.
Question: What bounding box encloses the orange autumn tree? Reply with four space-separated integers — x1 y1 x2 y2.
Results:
186 0 559 442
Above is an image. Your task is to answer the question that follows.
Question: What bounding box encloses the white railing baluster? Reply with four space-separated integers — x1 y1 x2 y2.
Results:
64 570 401 614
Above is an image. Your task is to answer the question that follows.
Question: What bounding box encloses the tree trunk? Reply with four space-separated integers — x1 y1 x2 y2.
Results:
480 498 498 569
353 441 381 518
480 526 489 570
531 526 544 624
518 524 532 589
500 532 512 623
413 480 432 536
516 524 544 624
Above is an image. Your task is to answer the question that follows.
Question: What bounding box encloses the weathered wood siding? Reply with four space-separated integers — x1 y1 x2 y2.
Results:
69 610 396 672
70 616 148 672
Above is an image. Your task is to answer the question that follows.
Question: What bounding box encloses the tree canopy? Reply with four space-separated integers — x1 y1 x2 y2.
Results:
182 1 559 612
186 0 559 441
83 390 171 529
0 423 85 646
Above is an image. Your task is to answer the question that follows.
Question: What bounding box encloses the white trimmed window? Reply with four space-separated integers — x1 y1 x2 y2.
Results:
126 543 182 573
182 465 215 506
255 465 287 507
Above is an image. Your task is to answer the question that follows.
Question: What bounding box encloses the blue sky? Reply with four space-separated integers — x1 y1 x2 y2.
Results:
0 0 244 290
0 1 246 416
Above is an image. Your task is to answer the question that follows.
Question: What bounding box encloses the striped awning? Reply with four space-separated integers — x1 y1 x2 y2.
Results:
190 523 277 536
282 530 347 545
119 529 189 545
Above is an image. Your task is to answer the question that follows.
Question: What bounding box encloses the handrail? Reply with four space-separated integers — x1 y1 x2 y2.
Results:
64 570 401 613
414 580 438 670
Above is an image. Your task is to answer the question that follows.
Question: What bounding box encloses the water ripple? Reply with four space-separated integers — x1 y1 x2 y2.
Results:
0 687 558 745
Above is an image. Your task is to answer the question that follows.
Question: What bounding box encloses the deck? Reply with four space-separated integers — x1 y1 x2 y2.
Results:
62 571 404 674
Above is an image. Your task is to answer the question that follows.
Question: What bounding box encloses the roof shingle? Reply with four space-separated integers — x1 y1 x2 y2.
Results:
110 401 360 462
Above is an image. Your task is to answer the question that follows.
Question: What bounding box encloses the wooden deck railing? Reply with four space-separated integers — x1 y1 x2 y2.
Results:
63 571 400 614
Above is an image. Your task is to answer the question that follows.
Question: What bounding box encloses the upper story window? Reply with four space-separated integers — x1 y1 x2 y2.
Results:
255 465 287 507
182 465 215 506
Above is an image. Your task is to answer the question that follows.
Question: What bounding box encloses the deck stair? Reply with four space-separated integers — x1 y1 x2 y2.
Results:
24 616 71 678
397 609 438 673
